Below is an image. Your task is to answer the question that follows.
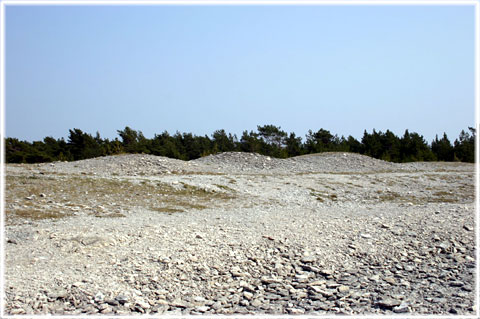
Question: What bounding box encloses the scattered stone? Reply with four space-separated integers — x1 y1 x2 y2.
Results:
432 297 447 304
376 297 401 309
94 292 105 303
287 307 305 314
169 299 188 308
393 302 409 313
195 305 210 312
115 294 128 305
243 291 253 300
48 289 68 300
10 308 26 315
337 285 349 293
449 281 464 287
135 298 150 310
301 255 316 263
319 269 334 277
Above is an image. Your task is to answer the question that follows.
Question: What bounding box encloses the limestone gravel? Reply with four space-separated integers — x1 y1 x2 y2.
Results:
4 152 475 315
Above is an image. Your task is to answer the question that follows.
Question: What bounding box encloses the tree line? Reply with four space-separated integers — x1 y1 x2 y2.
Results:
5 125 476 164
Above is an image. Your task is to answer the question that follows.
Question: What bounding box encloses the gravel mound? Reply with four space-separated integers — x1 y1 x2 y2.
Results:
192 152 285 172
195 151 400 173
288 152 399 173
33 154 193 177
20 152 470 177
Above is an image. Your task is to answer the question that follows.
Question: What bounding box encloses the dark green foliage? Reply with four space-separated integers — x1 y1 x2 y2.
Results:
257 125 287 147
399 130 435 162
345 135 363 154
68 128 107 160
149 131 182 159
453 127 475 163
256 125 288 158
4 125 475 164
431 133 454 161
211 129 237 153
285 132 303 157
117 126 150 154
361 129 435 162
362 129 402 162
305 129 349 153
240 130 262 154
305 129 334 153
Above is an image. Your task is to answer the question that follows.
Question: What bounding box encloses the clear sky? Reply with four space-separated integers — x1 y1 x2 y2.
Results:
5 3 476 143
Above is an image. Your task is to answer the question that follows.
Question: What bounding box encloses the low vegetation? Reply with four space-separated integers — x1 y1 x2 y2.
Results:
5 174 235 224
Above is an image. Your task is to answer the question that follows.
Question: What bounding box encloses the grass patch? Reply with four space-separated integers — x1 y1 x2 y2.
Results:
5 174 235 224
376 189 465 204
12 208 70 221
91 212 126 218
309 188 337 202
169 171 225 176
214 184 236 192
149 207 185 214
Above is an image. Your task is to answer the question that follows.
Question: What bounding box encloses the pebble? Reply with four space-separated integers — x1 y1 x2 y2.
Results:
243 291 253 300
10 308 26 315
393 302 409 313
376 297 401 309
301 255 316 263
135 298 150 309
94 292 105 303
337 285 349 293
449 281 464 287
195 305 210 312
114 295 128 305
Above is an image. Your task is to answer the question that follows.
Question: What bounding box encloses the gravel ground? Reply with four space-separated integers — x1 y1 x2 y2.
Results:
3 152 476 316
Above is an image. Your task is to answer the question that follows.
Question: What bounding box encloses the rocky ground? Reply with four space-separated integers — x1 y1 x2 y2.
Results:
3 152 476 316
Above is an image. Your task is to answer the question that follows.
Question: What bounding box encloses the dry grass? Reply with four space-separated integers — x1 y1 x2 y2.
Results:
13 208 71 220
214 184 236 192
5 174 235 224
308 188 337 202
376 190 465 204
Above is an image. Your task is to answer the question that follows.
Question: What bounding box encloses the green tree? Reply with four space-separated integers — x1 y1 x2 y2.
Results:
285 132 303 157
256 125 288 158
346 135 363 154
211 129 236 153
431 133 454 161
5 138 30 163
399 130 435 162
453 127 475 163
380 130 401 162
257 125 287 148
240 130 262 153
305 128 336 153
68 128 104 160
117 126 152 154
361 129 383 158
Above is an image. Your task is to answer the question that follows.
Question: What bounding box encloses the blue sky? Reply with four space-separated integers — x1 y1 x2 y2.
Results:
5 4 476 143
